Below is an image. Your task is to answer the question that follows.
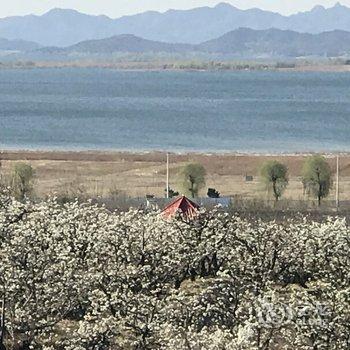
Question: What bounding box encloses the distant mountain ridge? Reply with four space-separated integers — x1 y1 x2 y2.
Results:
37 28 350 58
199 28 350 57
2 3 350 46
0 38 40 52
46 34 194 54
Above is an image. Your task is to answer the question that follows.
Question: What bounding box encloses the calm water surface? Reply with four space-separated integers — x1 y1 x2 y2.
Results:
0 68 349 153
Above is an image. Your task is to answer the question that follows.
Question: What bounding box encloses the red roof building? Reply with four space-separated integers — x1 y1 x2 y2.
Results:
161 196 200 219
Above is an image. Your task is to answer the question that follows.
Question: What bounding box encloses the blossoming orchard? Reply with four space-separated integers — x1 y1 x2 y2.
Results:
0 190 348 349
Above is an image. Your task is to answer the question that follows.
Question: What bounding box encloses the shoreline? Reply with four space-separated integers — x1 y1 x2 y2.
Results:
1 149 349 162
1 64 350 73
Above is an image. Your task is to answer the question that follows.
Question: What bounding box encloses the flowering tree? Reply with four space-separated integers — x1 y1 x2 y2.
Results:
0 192 348 349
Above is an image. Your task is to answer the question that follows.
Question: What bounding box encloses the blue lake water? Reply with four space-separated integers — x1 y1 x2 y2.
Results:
0 68 349 153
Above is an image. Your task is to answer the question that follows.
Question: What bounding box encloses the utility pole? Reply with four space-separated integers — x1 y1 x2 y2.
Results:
336 155 340 211
166 153 169 199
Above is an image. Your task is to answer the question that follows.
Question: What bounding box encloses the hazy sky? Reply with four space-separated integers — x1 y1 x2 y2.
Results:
0 1 348 18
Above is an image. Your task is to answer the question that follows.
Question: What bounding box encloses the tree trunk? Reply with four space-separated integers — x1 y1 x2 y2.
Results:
272 180 278 201
211 252 219 275
189 175 196 198
317 170 322 207
189 267 196 281
0 297 5 350
190 181 195 198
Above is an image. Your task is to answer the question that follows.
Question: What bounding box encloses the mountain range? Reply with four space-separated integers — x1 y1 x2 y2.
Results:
40 35 193 54
200 28 350 57
0 38 40 52
35 28 350 58
1 2 350 47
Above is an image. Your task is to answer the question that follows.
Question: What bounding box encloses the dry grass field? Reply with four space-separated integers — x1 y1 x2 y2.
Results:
1 150 350 203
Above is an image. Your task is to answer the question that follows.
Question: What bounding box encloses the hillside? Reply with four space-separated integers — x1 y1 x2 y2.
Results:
0 37 40 52
36 29 350 58
2 3 350 46
199 28 350 57
57 34 194 54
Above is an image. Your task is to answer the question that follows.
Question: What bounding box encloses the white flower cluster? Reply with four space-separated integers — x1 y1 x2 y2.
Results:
0 193 348 349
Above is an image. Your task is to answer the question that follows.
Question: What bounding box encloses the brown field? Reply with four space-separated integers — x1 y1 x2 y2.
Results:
1 150 350 204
